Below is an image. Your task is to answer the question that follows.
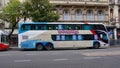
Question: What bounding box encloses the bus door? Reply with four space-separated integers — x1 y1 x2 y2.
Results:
95 31 108 44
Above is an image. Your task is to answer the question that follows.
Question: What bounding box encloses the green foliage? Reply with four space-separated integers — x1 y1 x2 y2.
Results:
0 0 59 39
0 0 22 39
23 0 59 22
1 0 20 23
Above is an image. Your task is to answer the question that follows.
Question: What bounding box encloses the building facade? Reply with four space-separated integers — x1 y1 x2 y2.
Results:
50 0 109 25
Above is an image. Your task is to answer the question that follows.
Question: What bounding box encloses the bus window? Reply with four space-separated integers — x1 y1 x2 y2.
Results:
78 35 82 40
56 35 60 40
21 24 31 30
37 24 46 30
91 24 106 31
61 35 65 40
53 25 58 30
46 25 52 30
30 25 36 30
58 25 62 30
83 24 91 30
75 24 82 30
66 24 73 30
72 35 77 40
65 35 72 41
82 35 94 40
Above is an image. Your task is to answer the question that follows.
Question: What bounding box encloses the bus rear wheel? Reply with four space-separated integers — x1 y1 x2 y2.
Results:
45 43 53 50
93 43 100 49
36 44 44 51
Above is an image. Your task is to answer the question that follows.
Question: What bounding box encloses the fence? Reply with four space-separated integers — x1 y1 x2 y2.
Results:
110 39 120 46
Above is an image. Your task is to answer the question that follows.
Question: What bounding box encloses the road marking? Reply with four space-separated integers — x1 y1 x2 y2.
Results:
53 58 69 61
84 57 101 60
0 54 11 56
82 51 120 57
14 60 32 63
51 53 61 55
26 54 38 56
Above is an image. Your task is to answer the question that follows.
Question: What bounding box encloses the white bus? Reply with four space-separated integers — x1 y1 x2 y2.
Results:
18 22 109 50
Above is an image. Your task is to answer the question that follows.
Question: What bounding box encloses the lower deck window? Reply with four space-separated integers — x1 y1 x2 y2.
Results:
52 34 94 41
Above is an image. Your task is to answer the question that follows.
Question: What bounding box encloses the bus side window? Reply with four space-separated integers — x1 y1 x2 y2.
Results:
54 25 58 30
78 35 82 40
61 35 65 40
37 25 44 30
30 25 36 30
76 24 82 30
83 25 91 30
72 35 77 40
21 25 25 30
58 25 62 30
22 24 30 30
66 24 73 30
56 35 60 40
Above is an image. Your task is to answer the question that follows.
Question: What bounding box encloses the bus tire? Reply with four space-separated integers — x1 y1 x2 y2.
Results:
93 42 100 49
45 43 53 50
36 44 44 51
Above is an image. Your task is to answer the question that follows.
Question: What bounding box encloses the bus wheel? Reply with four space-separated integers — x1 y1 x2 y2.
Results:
45 43 53 50
36 44 44 51
93 42 100 49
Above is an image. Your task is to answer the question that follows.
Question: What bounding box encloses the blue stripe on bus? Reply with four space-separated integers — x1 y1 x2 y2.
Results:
20 39 54 49
20 40 40 49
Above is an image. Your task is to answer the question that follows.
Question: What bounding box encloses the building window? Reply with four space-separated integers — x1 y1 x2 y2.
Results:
96 0 99 2
86 10 94 20
75 9 82 21
97 10 104 20
63 9 71 20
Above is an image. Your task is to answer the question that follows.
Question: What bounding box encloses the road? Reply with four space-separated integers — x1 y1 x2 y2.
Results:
0 47 120 68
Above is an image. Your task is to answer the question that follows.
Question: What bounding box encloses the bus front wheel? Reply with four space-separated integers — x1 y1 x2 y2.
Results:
36 44 44 51
93 43 100 49
45 43 53 50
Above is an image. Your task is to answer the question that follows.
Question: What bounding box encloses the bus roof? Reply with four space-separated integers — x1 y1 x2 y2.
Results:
20 22 104 24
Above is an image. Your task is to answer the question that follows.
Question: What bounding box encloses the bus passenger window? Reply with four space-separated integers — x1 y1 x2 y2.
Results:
61 35 65 40
83 25 91 30
56 35 60 40
72 35 77 40
58 25 62 30
78 35 82 40
31 25 36 30
21 25 25 30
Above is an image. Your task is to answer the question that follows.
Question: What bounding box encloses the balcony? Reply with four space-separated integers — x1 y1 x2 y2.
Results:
110 18 116 22
50 0 108 6
117 0 120 5
109 0 115 5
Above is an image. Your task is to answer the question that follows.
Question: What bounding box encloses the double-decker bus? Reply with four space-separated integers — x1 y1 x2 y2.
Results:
0 30 9 50
18 22 109 50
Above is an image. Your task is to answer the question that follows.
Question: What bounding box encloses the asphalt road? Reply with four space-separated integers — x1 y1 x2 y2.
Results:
0 47 120 68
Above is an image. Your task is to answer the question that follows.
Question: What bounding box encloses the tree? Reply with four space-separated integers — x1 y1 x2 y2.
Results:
0 0 59 40
0 0 23 39
23 0 59 22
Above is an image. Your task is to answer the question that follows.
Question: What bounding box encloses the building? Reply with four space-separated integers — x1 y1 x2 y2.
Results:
50 0 109 25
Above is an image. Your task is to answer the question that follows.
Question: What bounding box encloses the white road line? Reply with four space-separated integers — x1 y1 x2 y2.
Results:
82 51 120 56
26 54 38 56
53 58 69 61
84 57 101 60
51 53 61 55
14 60 32 63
